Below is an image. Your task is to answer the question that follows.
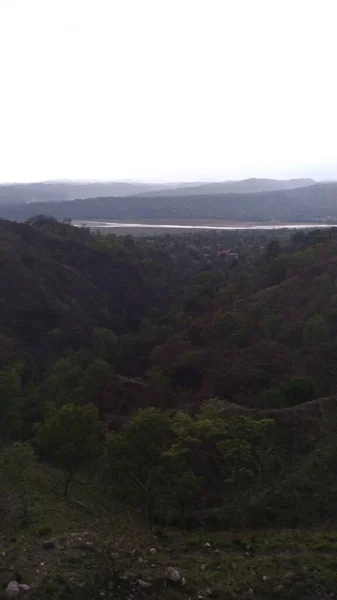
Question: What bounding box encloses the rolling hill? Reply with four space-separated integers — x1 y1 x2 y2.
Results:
139 177 315 197
1 181 337 223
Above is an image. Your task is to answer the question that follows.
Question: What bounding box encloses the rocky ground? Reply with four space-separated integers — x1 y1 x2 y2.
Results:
1 466 337 599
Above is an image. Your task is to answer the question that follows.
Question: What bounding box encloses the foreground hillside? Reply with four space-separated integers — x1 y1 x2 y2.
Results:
3 218 337 597
3 461 337 600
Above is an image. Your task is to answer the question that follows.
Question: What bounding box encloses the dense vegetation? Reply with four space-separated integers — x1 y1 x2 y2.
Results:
2 181 337 223
3 216 337 597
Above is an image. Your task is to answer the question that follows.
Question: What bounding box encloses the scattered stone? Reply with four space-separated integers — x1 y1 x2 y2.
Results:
18 584 30 594
293 581 306 590
137 580 151 588
204 542 211 548
42 540 55 550
284 571 295 581
149 547 157 554
214 548 220 553
5 581 20 597
77 541 94 551
262 576 270 581
167 567 182 583
200 564 207 572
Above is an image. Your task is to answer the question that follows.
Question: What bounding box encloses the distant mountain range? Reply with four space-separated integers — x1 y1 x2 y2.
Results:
0 181 177 205
0 177 315 206
139 178 316 197
2 181 337 224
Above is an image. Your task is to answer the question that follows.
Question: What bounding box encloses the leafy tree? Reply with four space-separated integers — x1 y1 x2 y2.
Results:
92 328 118 362
0 442 35 515
103 408 172 521
303 314 330 345
262 376 317 408
167 401 273 513
264 313 283 339
0 365 23 445
73 359 111 408
35 403 103 496
42 357 84 406
280 376 317 406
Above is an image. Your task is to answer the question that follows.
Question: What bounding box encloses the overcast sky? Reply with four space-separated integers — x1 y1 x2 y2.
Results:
1 0 336 183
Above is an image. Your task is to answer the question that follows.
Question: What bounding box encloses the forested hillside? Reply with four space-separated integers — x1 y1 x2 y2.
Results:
3 217 337 598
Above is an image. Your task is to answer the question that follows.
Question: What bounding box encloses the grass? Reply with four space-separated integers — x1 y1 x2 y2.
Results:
1 465 337 598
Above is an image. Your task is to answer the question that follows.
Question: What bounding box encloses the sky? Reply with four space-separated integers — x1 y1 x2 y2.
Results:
1 0 337 183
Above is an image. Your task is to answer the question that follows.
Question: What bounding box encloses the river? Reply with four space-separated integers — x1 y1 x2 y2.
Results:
74 220 337 232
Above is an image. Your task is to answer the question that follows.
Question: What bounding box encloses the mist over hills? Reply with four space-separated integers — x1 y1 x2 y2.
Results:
2 181 337 224
0 177 316 207
139 177 316 197
0 180 183 205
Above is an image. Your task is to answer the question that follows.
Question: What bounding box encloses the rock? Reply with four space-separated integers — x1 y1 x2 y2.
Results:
149 547 157 554
181 577 186 586
167 567 182 583
293 581 306 590
137 580 151 588
204 542 211 548
77 541 94 551
201 564 207 572
5 581 20 597
214 548 220 553
42 540 55 549
18 584 30 594
284 571 295 581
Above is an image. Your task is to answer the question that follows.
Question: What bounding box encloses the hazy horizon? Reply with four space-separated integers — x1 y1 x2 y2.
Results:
1 0 337 183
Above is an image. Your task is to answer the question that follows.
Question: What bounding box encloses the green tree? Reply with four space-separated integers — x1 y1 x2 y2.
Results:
0 365 23 445
280 376 317 406
35 403 103 496
73 359 111 407
0 442 35 516
262 376 317 408
92 328 118 362
103 408 172 521
167 401 272 511
303 314 330 345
